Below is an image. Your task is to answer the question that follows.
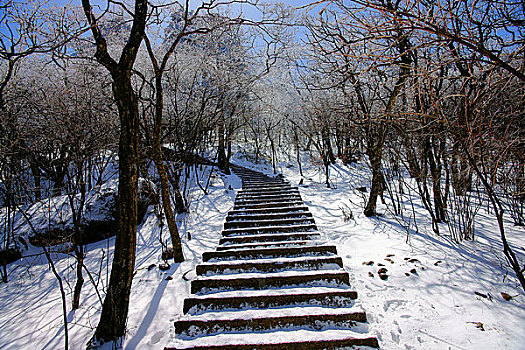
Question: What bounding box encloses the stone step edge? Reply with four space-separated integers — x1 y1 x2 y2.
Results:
174 312 368 338
202 245 337 262
216 240 312 251
165 336 379 350
226 212 312 222
219 233 321 246
224 218 315 229
183 289 358 314
237 186 296 193
222 224 318 237
196 256 344 275
234 197 303 205
191 271 349 294
228 206 308 214
233 202 305 210
237 190 300 197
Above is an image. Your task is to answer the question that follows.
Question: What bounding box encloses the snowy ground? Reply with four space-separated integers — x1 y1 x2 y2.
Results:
276 159 525 350
1 154 524 349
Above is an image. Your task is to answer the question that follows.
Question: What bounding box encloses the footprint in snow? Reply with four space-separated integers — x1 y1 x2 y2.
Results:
150 331 164 344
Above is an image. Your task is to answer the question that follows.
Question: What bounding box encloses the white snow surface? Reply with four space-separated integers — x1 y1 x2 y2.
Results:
0 155 524 349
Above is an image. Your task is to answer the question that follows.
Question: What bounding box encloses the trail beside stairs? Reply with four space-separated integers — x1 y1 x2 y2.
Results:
165 166 380 349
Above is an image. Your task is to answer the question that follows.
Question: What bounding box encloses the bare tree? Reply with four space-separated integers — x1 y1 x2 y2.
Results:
81 0 148 344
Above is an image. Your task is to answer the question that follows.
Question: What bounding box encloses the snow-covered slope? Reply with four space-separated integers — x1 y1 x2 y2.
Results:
0 158 524 349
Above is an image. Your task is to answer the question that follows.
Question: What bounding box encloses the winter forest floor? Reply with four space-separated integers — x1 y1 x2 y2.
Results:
0 151 524 349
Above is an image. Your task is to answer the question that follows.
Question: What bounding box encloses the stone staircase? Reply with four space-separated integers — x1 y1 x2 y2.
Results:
166 165 380 349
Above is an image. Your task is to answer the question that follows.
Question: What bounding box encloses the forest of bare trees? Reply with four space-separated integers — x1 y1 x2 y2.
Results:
1 0 523 347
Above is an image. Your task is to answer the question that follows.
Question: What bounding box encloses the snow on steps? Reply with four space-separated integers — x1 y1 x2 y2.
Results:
224 217 315 229
174 309 368 338
167 330 379 349
215 239 313 251
166 165 379 349
202 245 336 261
221 223 318 236
233 201 305 210
228 205 310 216
183 289 358 314
196 255 342 276
219 232 320 245
234 196 303 206
226 211 313 222
235 192 302 200
236 190 300 199
191 270 350 294
236 185 297 193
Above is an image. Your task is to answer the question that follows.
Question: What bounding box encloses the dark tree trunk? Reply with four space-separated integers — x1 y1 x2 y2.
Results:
227 139 232 168
72 245 84 310
94 73 140 341
322 128 336 164
426 137 447 223
217 119 230 174
166 165 186 214
152 75 184 263
52 174 64 197
82 0 148 343
364 129 385 217
324 155 330 188
364 13 412 217
270 137 277 175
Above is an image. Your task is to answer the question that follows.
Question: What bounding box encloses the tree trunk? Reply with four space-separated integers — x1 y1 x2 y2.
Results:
72 245 84 310
425 137 446 223
364 130 385 217
93 73 140 342
152 75 184 263
270 137 277 174
82 0 147 343
217 119 230 174
364 16 412 217
227 138 232 169
322 127 336 164
294 128 303 177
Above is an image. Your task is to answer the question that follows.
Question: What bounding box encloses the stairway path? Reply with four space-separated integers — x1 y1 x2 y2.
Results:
166 165 380 349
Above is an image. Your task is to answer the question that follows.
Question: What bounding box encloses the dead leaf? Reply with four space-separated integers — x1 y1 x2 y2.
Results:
501 292 512 301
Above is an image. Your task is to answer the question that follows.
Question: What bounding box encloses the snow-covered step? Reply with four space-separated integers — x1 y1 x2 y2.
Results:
166 329 379 349
234 196 303 205
224 217 315 229
228 206 309 216
174 308 368 338
242 177 286 182
226 211 313 222
236 191 300 199
196 256 343 276
183 289 358 314
222 223 317 237
233 200 304 210
216 240 312 251
237 188 299 197
191 270 350 294
219 232 321 245
202 245 336 262
242 182 287 187
234 198 303 207
242 183 290 189
237 185 294 193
